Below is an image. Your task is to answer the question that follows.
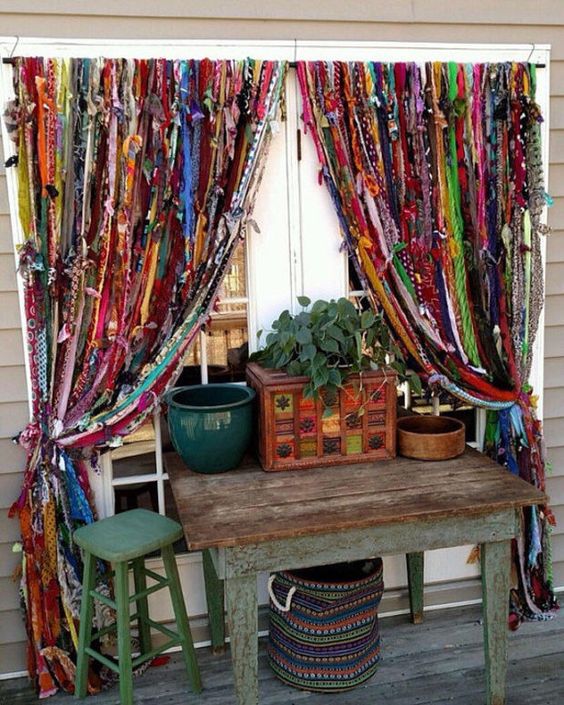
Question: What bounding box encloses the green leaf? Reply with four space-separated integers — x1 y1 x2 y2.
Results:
342 316 356 334
312 299 328 315
361 309 375 329
379 326 390 347
313 351 328 369
327 324 345 342
409 372 423 396
327 302 338 319
283 336 296 354
390 360 405 375
302 343 317 361
313 367 329 389
320 337 339 353
286 360 303 377
273 350 291 369
303 382 315 399
296 327 313 345
327 367 342 386
354 331 363 361
337 297 357 319
297 295 311 307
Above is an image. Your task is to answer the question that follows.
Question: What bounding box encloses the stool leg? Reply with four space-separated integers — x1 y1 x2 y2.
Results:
75 550 96 698
161 544 202 693
133 557 152 656
115 561 134 705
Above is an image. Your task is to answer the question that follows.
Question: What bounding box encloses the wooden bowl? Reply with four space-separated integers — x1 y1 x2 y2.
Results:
397 415 466 461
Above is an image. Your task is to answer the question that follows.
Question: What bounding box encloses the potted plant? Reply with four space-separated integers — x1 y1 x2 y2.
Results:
247 296 415 471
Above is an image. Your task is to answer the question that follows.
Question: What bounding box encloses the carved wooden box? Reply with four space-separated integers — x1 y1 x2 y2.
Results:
246 362 397 471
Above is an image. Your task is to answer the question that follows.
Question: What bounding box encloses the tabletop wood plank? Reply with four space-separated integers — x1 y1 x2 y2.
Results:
166 449 547 550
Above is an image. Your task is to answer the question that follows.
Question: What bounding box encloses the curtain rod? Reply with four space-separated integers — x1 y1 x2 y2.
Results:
1 57 547 68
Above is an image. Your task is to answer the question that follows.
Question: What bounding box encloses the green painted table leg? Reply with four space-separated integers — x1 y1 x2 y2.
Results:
406 551 425 624
114 561 134 705
132 557 152 656
203 548 226 653
481 540 511 705
162 544 202 693
75 550 95 699
225 574 258 705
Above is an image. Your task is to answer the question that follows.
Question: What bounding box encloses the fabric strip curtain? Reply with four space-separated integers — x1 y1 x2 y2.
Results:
297 60 557 625
5 56 286 696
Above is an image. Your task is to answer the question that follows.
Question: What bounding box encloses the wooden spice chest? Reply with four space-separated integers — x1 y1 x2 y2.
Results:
246 362 397 471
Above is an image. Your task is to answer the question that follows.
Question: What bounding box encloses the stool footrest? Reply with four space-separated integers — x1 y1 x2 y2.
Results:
90 612 142 643
129 579 170 603
87 618 182 670
90 589 117 610
84 646 120 674
131 638 182 669
140 615 179 641
90 621 118 643
142 566 167 583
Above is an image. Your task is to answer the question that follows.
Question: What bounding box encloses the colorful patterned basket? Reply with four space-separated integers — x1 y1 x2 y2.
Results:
267 559 384 691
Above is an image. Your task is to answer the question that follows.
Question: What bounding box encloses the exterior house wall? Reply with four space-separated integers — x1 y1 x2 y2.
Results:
1 0 564 676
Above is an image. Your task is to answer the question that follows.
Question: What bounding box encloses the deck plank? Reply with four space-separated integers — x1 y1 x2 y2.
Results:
2 605 562 705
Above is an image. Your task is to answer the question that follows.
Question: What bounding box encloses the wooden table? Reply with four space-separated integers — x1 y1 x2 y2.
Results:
166 449 546 705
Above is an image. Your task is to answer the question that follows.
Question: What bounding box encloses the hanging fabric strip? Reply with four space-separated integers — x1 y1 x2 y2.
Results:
297 59 556 625
4 56 287 697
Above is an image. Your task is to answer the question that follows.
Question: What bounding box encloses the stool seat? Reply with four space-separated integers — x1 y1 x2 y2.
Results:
74 508 183 562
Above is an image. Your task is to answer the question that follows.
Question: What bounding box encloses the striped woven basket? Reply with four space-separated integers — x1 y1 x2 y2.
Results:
267 559 384 692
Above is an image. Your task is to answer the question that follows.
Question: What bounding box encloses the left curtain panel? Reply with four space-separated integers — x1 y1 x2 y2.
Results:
3 56 286 696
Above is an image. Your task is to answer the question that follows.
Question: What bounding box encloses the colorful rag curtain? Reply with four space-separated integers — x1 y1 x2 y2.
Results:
297 60 557 624
5 56 286 696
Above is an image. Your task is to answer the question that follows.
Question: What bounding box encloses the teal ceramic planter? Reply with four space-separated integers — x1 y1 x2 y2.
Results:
165 384 256 473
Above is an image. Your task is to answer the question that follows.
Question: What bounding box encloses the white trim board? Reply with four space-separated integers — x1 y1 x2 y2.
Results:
0 36 551 63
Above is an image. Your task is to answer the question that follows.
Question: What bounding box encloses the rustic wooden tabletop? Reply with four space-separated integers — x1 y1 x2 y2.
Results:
166 448 547 551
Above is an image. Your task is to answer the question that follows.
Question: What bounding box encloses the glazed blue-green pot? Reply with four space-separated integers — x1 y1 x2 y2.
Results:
164 384 256 473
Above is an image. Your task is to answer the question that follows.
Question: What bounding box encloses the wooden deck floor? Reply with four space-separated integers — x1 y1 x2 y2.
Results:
1 605 563 705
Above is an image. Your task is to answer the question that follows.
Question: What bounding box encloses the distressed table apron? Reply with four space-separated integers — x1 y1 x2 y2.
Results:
166 449 546 705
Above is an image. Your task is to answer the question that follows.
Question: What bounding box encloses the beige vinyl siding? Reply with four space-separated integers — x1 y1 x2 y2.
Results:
0 130 27 672
1 0 564 677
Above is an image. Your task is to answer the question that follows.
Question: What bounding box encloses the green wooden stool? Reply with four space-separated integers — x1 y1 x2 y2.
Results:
74 508 202 704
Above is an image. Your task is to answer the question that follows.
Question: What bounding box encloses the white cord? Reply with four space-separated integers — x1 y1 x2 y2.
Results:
268 574 296 613
9 36 19 58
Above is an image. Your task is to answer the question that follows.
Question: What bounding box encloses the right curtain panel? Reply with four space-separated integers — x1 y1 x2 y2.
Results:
297 60 557 623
